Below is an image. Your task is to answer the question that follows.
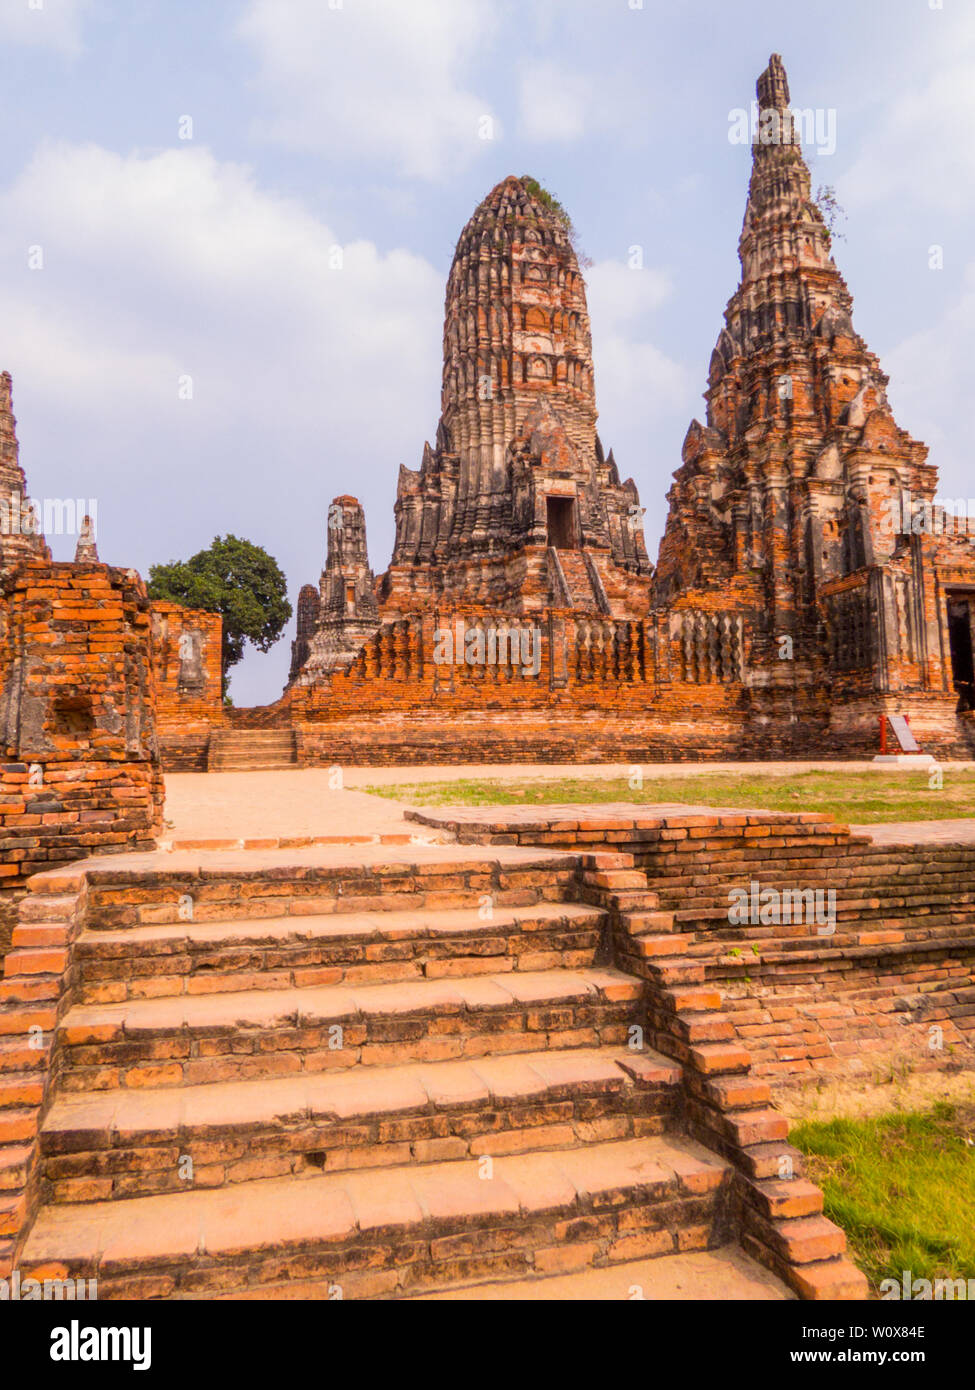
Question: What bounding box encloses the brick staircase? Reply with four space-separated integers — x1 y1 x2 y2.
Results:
409 802 975 1092
547 548 606 614
207 729 297 772
1 843 805 1301
642 838 975 1075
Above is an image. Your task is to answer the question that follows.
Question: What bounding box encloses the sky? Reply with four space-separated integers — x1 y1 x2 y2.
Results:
1 0 972 704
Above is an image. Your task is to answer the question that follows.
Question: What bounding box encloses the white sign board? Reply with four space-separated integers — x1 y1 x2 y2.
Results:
888 714 920 753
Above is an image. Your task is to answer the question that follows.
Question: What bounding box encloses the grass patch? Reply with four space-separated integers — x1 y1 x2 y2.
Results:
363 770 975 824
791 1103 975 1293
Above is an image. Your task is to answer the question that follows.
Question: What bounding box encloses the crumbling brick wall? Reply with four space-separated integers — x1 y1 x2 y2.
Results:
151 601 224 771
0 562 163 960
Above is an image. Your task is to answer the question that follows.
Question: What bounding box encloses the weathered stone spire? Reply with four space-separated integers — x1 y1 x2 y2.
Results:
380 175 651 617
299 497 380 680
731 53 848 360
288 584 320 684
0 371 48 568
655 55 935 682
74 514 99 563
440 172 598 542
756 50 790 111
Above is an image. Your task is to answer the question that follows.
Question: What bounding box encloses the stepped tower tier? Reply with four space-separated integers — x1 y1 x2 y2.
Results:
380 175 652 619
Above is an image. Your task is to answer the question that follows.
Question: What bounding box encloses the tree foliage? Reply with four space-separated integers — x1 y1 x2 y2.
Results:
148 535 292 686
815 184 847 245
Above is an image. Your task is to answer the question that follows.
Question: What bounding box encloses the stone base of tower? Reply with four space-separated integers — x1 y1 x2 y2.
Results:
826 692 975 762
284 701 870 770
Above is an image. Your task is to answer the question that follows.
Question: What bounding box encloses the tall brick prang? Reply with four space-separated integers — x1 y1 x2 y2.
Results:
299 496 380 680
378 175 652 619
653 53 975 749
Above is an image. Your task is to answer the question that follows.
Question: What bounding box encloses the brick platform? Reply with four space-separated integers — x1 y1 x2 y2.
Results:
0 832 866 1300
410 805 975 1083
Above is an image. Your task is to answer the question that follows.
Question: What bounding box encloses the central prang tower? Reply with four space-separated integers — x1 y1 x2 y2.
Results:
379 175 652 619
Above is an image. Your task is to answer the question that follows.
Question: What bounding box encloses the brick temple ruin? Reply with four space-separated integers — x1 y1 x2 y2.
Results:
0 54 973 1305
0 51 972 848
145 54 975 772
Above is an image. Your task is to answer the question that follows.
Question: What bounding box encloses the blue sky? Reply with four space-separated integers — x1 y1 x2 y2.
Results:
1 0 972 703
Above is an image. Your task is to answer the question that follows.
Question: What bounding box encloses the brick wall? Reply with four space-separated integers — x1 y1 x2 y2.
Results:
408 806 975 1083
150 602 224 770
0 562 163 958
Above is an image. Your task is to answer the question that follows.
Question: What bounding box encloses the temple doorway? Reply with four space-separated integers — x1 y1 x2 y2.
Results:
546 496 577 549
947 597 975 710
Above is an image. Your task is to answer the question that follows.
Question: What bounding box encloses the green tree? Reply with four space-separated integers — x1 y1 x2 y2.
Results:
148 535 292 693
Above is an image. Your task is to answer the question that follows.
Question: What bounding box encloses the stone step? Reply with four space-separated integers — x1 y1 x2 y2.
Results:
207 731 298 772
670 867 975 889
80 851 579 930
674 888 975 920
0 1071 43 1110
71 903 607 1003
208 736 296 748
676 904 975 934
204 767 296 778
407 1243 792 1300
696 923 975 957
39 1045 683 1202
21 1134 734 1299
56 967 645 1089
210 737 295 745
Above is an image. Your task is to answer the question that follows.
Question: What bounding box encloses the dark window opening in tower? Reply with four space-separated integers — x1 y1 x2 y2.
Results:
546 496 577 550
843 510 866 574
947 598 975 709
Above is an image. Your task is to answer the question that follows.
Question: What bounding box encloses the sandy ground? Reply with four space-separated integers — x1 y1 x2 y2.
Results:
162 766 975 848
411 1244 792 1300
163 771 420 843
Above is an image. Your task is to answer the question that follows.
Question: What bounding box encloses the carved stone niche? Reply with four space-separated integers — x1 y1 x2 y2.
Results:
177 629 205 693
815 444 843 481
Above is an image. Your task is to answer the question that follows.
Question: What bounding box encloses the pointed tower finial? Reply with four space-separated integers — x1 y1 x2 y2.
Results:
756 53 790 111
74 514 99 563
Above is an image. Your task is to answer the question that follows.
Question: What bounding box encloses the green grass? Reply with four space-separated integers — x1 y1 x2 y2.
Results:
363 770 975 824
791 1104 975 1293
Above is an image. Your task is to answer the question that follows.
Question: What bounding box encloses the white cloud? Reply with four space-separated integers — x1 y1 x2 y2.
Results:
585 259 673 324
0 141 444 701
518 60 593 143
236 0 501 179
884 262 975 495
585 257 692 505
0 141 442 430
0 0 92 55
842 58 975 214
